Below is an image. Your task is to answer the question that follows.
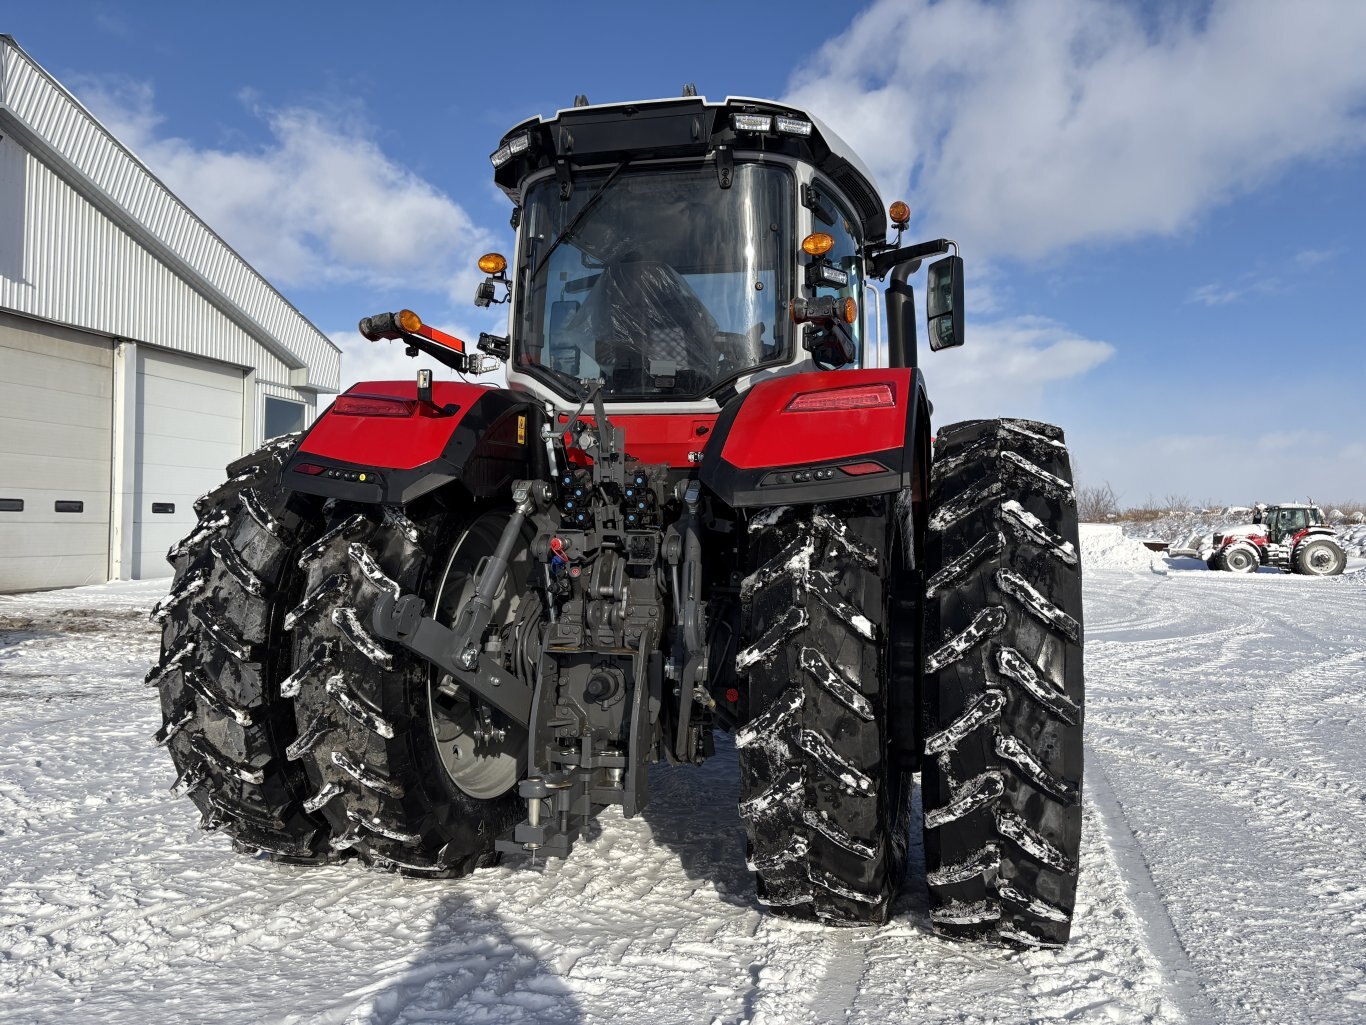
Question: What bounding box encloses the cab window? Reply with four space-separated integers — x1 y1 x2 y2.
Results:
810 182 864 364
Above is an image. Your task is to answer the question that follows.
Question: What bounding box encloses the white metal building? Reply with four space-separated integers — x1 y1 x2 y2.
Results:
0 35 340 592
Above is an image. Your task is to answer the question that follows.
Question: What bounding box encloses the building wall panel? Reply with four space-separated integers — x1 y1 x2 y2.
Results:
0 141 295 383
0 36 340 390
0 311 112 590
132 348 243 579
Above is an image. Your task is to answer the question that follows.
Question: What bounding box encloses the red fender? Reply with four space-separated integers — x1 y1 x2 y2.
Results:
699 368 930 507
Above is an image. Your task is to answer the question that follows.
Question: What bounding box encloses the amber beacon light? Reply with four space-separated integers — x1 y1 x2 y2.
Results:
801 232 834 256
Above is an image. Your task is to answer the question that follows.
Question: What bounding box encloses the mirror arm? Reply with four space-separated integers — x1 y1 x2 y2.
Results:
885 262 917 369
869 238 955 280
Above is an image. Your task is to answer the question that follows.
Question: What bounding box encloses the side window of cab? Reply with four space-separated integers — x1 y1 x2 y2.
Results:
810 183 864 365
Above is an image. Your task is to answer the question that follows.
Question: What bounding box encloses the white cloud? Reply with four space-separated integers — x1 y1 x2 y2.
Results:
1188 283 1242 306
73 77 490 299
1293 247 1338 267
786 0 1366 260
920 315 1114 425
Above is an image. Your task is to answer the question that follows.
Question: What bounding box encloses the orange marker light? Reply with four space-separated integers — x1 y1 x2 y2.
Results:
478 252 508 274
397 309 423 333
801 232 834 256
840 297 858 324
889 201 911 228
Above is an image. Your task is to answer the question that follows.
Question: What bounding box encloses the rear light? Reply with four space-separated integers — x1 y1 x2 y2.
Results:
333 394 416 417
731 113 772 132
839 461 888 476
489 132 531 168
294 462 326 476
784 383 895 413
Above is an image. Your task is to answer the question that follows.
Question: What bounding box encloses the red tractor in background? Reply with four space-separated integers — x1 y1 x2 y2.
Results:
1210 503 1347 575
149 93 1085 947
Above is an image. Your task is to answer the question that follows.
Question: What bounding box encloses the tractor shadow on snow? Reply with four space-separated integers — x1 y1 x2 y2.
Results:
641 731 933 928
1165 555 1283 574
305 884 589 1023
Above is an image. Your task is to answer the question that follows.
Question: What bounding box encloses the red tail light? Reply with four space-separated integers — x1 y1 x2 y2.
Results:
294 462 326 475
839 461 889 476
784 383 895 413
333 394 416 418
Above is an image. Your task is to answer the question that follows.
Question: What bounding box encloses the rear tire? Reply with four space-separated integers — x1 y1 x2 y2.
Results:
287 500 528 875
1294 537 1346 576
922 418 1084 947
151 436 334 862
735 500 912 924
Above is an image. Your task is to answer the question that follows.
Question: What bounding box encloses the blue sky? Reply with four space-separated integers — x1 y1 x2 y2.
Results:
6 1 1365 504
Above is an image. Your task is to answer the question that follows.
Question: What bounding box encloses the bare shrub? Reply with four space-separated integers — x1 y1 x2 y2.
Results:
1077 482 1120 522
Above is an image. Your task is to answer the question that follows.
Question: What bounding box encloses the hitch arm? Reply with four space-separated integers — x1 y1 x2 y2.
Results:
371 592 531 727
444 490 536 670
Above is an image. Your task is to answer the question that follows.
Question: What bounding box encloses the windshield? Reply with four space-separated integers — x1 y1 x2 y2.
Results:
514 163 793 399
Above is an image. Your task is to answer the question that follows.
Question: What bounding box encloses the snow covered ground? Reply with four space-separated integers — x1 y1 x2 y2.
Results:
3 557 1364 1024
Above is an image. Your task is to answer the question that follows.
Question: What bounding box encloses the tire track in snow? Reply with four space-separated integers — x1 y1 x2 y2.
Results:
14 573 1354 1023
1085 566 1366 1022
1084 746 1217 1023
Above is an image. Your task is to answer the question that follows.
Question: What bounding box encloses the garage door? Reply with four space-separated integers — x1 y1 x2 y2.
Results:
133 349 244 579
0 314 114 592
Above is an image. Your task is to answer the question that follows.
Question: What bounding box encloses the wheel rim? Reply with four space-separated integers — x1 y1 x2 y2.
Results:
1228 550 1255 572
428 512 530 799
1305 545 1338 574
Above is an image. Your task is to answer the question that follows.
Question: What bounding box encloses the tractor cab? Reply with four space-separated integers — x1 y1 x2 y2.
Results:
481 95 959 414
1263 504 1324 543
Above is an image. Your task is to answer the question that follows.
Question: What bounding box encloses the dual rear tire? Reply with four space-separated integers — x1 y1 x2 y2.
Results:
151 442 524 874
736 418 1085 943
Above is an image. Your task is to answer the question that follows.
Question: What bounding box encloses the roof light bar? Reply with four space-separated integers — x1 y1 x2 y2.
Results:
491 131 533 168
731 113 772 133
775 116 812 136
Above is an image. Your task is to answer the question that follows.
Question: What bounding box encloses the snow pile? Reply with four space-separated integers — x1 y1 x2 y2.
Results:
1079 523 1165 573
1337 523 1366 557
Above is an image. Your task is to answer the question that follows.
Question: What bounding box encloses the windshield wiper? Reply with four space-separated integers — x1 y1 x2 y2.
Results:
530 361 596 402
526 158 632 285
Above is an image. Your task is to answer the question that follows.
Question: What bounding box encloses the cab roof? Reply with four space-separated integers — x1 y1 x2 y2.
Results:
492 94 887 241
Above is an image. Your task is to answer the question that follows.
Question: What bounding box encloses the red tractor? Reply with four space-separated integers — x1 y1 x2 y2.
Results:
1210 503 1346 575
150 94 1085 946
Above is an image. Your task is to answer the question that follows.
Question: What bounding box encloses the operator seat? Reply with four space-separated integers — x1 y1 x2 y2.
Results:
560 258 719 388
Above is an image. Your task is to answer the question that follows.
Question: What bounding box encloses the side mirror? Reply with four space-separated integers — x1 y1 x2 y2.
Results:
926 255 964 351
